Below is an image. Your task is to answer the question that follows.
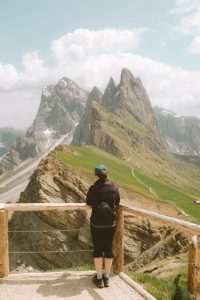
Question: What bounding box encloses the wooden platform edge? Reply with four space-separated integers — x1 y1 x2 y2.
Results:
119 272 157 300
0 270 96 281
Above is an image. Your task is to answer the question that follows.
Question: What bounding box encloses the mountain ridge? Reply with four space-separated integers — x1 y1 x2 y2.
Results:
73 68 164 163
0 128 24 157
154 106 200 156
0 77 88 176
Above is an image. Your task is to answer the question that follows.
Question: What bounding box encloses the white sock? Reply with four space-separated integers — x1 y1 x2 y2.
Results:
97 271 102 279
104 271 110 278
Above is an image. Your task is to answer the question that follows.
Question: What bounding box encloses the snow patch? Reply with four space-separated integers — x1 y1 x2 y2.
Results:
161 110 178 117
42 86 52 98
43 129 54 150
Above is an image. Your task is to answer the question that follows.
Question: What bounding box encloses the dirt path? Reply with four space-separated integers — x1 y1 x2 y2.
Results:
131 168 158 198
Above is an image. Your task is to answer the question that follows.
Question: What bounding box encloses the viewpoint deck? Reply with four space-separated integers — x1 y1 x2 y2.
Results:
0 271 146 300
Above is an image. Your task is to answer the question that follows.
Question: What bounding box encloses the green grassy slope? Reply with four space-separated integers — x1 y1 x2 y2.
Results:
56 146 200 223
127 269 193 300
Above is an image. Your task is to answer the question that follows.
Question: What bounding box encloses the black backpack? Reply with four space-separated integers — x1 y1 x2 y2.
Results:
97 202 116 222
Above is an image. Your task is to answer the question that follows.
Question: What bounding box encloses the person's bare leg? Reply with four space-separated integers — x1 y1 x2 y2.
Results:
94 257 103 278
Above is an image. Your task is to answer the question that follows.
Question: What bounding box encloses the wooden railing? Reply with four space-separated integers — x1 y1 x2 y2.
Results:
0 203 200 299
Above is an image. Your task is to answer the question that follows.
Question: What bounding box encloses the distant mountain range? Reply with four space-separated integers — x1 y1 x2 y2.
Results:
0 128 24 157
1 68 200 178
154 106 200 156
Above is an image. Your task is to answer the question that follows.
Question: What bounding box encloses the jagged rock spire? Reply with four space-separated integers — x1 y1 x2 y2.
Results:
72 86 103 146
87 86 102 104
101 77 118 110
120 68 135 85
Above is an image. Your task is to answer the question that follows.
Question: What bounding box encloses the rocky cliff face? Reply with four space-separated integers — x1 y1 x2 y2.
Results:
9 145 189 272
124 215 188 271
102 69 159 135
154 106 200 155
9 145 92 270
72 87 102 146
0 128 24 157
72 68 164 160
0 78 88 175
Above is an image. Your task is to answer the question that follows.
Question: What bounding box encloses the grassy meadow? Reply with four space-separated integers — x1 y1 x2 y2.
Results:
56 146 200 223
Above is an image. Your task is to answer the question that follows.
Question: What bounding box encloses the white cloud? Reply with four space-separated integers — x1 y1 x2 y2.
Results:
0 90 41 130
169 1 200 55
169 0 200 37
188 35 200 53
169 0 200 15
171 11 200 36
0 28 200 128
51 28 144 58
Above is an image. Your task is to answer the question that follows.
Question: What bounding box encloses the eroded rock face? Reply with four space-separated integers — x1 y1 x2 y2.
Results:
9 145 189 272
154 106 200 155
72 87 102 146
0 79 88 176
123 215 188 271
72 68 164 160
102 69 159 135
9 145 92 270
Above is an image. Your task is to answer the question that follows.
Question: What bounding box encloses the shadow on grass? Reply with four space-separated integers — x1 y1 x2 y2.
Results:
172 274 194 300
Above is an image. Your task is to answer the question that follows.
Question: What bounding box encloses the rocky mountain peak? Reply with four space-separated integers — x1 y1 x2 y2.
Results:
120 67 136 85
107 77 116 89
55 77 86 97
0 77 88 176
87 86 102 104
73 68 163 159
102 77 117 106
101 68 159 136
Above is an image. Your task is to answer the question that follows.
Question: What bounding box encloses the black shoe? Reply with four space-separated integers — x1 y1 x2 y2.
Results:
103 275 109 287
92 275 104 288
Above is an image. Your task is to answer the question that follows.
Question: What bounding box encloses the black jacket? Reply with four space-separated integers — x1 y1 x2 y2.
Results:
86 179 120 225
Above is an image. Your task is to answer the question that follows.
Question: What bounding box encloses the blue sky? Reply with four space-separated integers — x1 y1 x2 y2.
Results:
0 0 195 69
1 0 200 128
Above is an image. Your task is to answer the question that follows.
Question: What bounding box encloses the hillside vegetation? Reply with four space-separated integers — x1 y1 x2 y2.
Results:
56 145 200 223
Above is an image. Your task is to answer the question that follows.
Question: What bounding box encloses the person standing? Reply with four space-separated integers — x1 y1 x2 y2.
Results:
86 164 120 288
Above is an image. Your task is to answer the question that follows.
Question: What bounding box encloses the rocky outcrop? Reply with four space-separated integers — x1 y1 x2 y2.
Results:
9 145 189 272
0 78 88 176
124 215 188 271
154 106 200 155
9 145 92 270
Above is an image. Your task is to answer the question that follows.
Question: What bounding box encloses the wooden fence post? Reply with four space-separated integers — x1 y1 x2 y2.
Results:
0 210 9 277
188 235 200 299
113 207 124 274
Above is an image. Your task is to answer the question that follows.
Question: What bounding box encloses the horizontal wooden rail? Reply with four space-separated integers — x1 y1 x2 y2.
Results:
0 203 90 212
121 204 200 234
1 202 200 233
